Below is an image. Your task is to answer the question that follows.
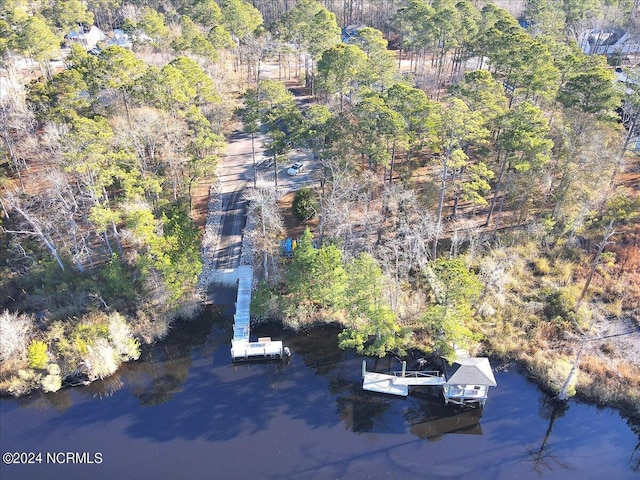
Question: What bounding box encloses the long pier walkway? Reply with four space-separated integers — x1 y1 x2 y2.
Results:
229 266 289 361
201 125 289 362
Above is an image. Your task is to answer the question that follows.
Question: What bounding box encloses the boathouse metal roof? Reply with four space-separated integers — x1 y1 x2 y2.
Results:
444 357 497 387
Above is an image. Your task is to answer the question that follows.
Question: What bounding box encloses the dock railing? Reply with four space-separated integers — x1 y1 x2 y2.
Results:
392 370 442 378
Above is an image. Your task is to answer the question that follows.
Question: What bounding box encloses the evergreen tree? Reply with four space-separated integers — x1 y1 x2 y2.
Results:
338 253 407 357
316 43 367 112
286 228 346 310
221 0 263 43
18 15 60 66
422 258 483 359
557 60 620 115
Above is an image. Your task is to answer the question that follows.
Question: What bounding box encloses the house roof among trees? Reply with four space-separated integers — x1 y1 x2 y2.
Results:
66 25 105 50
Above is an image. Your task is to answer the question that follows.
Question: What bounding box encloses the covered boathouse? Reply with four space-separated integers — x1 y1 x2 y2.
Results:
362 356 497 407
442 357 497 407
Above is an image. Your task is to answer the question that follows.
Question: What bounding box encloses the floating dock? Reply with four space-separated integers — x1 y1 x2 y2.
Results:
362 363 444 397
362 358 497 407
362 372 410 396
230 266 290 362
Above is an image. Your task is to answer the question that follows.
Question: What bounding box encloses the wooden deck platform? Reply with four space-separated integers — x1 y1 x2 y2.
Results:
233 266 252 343
363 371 445 396
392 371 446 386
363 372 409 396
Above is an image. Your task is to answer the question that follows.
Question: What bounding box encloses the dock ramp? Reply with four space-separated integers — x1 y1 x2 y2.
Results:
362 365 445 397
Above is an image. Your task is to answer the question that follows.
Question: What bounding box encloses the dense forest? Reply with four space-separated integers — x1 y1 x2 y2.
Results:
1 0 639 417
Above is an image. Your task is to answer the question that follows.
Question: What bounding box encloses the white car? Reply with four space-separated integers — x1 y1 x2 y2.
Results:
287 162 304 176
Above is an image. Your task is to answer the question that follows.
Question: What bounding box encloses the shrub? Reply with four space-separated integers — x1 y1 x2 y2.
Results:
99 254 136 304
7 369 40 396
600 342 616 356
292 187 318 221
83 338 118 380
542 287 577 325
41 363 62 393
533 257 551 275
250 281 280 320
107 313 140 361
131 306 172 344
41 373 62 393
73 319 110 355
552 260 573 284
27 341 48 369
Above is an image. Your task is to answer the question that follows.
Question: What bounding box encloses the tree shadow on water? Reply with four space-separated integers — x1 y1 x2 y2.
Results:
113 323 363 442
523 396 570 475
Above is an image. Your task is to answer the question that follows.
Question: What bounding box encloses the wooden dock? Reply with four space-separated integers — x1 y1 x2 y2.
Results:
362 359 497 407
230 266 290 362
232 266 252 343
363 372 409 396
362 363 444 396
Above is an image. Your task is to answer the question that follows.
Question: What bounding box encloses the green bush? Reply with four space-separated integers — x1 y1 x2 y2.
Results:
542 287 577 325
250 281 279 320
41 363 62 393
99 254 136 303
143 202 203 305
533 257 551 275
27 341 48 369
73 318 110 355
292 187 318 221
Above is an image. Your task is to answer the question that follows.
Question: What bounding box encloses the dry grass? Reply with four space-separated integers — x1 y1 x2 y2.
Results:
191 177 214 231
576 357 640 411
472 229 640 412
533 257 551 276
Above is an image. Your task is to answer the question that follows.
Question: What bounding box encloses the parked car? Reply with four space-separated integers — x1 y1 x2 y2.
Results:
287 162 304 176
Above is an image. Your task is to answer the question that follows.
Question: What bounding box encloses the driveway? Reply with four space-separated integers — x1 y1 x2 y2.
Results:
255 147 320 192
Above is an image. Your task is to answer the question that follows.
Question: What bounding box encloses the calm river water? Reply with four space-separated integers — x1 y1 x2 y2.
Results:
1 309 639 479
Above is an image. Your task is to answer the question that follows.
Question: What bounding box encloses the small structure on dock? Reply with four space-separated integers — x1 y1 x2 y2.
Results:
442 357 497 407
362 356 497 407
230 266 290 362
231 337 290 361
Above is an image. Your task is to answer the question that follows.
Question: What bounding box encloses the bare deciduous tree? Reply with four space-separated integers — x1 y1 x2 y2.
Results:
243 185 284 285
0 310 35 364
2 192 66 271
317 155 360 247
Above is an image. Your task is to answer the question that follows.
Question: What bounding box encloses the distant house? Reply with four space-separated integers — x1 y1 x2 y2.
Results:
341 24 366 44
66 25 105 50
106 29 133 50
579 28 640 56
442 357 498 407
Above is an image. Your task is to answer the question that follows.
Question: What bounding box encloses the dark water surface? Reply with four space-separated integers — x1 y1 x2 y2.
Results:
1 310 639 479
